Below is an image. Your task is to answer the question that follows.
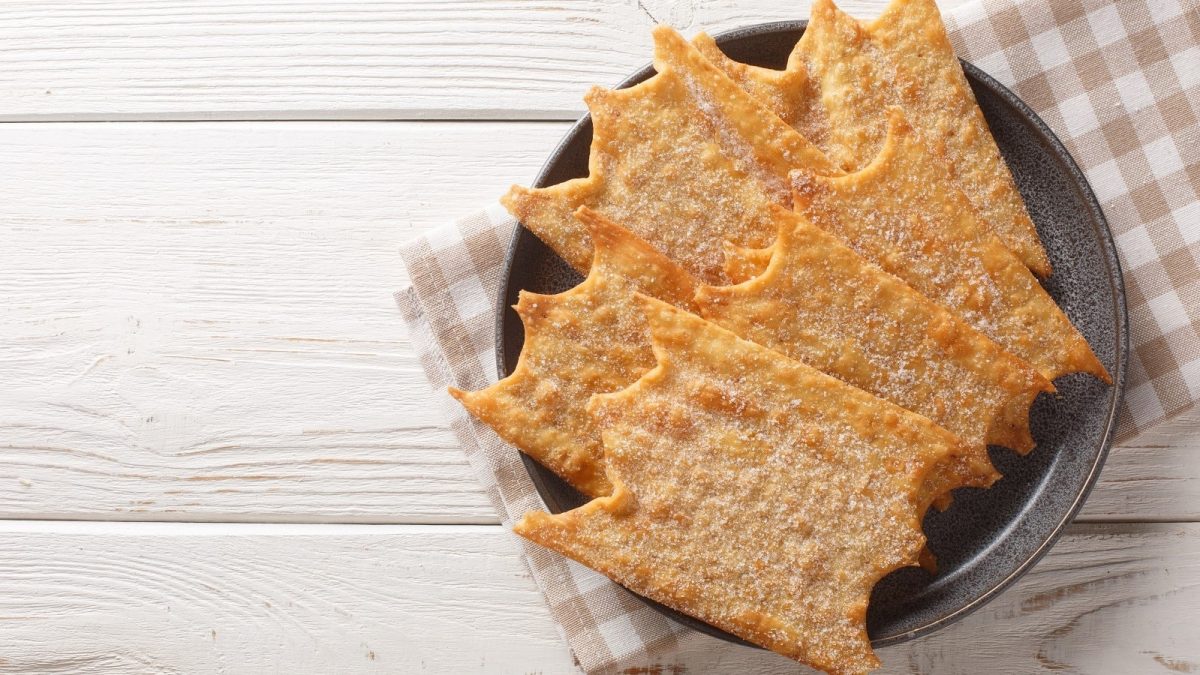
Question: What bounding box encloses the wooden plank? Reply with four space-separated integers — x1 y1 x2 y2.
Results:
0 0 970 121
0 121 565 523
1079 408 1200 522
1 121 1196 523
0 120 566 232
0 521 1194 674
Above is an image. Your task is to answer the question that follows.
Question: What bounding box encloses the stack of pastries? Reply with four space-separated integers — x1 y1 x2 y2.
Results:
450 1 1109 672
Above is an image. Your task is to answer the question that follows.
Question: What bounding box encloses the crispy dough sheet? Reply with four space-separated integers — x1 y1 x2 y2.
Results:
503 26 835 284
696 206 1052 495
516 297 964 675
693 0 1052 276
721 227 1062 453
722 241 776 284
449 209 701 497
462 206 1013 510
786 111 1109 384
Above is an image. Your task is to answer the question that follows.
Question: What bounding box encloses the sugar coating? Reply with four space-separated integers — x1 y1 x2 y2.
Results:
697 205 1054 508
693 0 1052 276
516 298 967 675
449 209 701 496
502 27 834 285
790 113 1110 384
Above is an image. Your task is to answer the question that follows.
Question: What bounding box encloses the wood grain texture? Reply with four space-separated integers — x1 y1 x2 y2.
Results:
1079 408 1200 522
0 521 1194 674
0 0 969 121
0 122 563 522
2 121 1196 523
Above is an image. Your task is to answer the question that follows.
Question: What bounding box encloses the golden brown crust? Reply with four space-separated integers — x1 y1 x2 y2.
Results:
791 111 1109 384
869 0 1051 276
502 27 834 284
517 297 967 675
722 239 775 284
449 209 701 496
691 32 829 147
696 206 1052 492
694 0 1052 276
720 227 1053 456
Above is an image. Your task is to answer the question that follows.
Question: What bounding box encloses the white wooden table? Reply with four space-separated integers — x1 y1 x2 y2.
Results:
2 1 1197 672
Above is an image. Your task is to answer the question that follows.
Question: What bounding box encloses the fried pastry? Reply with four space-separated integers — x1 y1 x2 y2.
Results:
693 0 1052 276
502 26 836 284
696 206 1052 492
722 237 1072 441
449 208 701 496
722 239 775 284
789 111 1108 384
516 296 968 675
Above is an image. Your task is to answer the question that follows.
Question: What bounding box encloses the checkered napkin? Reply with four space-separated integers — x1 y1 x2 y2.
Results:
396 0 1199 670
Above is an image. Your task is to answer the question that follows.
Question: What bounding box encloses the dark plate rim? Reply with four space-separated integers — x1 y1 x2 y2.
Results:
494 19 1129 649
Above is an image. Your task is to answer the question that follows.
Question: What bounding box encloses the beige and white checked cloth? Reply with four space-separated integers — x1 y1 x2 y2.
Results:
396 0 1199 670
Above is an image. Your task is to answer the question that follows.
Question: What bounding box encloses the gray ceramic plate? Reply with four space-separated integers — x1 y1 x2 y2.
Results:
497 21 1128 648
